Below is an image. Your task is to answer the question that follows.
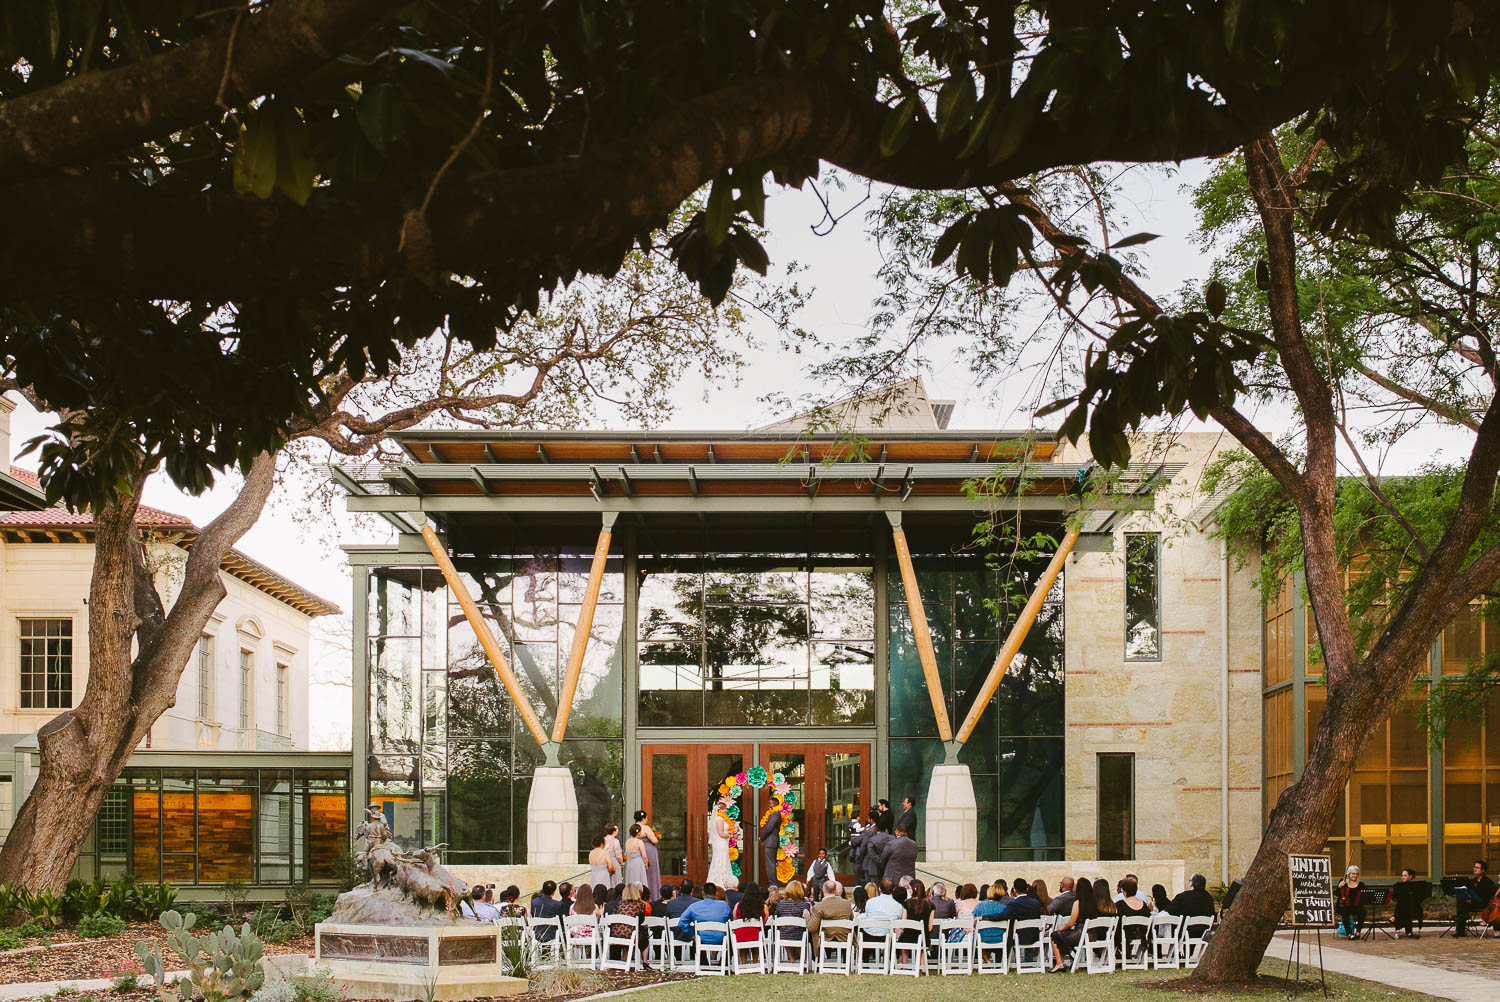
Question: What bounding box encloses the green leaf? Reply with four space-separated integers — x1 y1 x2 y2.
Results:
1205 279 1227 318
935 74 977 143
273 106 316 206
1112 232 1160 248
232 118 278 200
737 172 766 227
1223 0 1249 52
705 177 734 247
986 94 1039 165
879 95 921 157
957 91 1000 160
393 47 456 74
357 83 406 153
930 214 971 267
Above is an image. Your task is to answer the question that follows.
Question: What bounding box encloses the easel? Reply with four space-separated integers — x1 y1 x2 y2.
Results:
1284 923 1328 997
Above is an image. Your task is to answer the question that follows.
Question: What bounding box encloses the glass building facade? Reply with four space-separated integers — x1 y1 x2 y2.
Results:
1263 574 1500 877
357 518 1067 867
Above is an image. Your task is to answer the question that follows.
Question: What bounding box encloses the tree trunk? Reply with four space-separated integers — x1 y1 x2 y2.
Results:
0 454 275 892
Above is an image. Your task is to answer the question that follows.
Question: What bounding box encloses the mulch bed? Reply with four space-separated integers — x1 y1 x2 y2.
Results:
1143 974 1327 994
0 925 314 986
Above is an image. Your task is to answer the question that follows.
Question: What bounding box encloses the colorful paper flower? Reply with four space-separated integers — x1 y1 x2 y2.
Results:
772 772 786 786
731 861 741 877
735 771 748 785
746 766 768 788
728 847 739 861
718 782 729 795
786 842 799 857
776 860 795 882
726 805 740 820
773 781 790 798
781 804 792 817
783 789 797 806
779 835 790 848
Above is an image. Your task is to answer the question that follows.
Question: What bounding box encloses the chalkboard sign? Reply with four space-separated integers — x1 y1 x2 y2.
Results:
1288 854 1334 926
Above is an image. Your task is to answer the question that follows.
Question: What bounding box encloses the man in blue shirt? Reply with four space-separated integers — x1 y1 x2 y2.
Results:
863 878 906 921
676 883 732 944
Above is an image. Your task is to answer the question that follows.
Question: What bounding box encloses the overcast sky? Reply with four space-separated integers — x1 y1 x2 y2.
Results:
8 158 1480 749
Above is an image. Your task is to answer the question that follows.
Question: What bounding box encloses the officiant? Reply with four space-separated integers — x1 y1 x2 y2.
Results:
761 809 783 886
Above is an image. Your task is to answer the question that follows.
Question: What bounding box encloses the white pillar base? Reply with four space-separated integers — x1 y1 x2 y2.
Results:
925 764 977 864
526 766 578 866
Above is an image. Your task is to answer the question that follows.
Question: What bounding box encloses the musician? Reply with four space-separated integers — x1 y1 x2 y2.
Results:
1452 859 1498 937
1390 868 1425 938
1335 865 1368 940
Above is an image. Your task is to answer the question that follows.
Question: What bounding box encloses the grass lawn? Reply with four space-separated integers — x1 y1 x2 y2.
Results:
614 964 1443 1002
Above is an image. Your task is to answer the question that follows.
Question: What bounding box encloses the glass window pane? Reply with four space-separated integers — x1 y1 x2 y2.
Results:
369 569 422 637
370 637 420 754
1390 702 1427 769
811 642 875 725
560 554 625 605
1124 534 1160 660
161 771 195 869
999 738 1063 855
305 771 349 883
888 605 948 738
954 565 999 641
129 773 161 882
704 605 810 726
258 771 293 885
562 740 623 863
639 643 703 726
650 752 690 879
1097 753 1134 860
705 553 805 605
198 771 255 883
823 751 863 875
638 555 702 642
447 740 513 857
810 559 874 641
559 604 624 737
1444 604 1483 673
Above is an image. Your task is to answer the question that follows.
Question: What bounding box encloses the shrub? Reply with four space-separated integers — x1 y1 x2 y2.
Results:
284 888 334 937
14 919 48 940
249 906 295 945
0 929 22 951
287 968 344 1002
78 913 127 939
248 982 297 1002
20 889 63 929
63 878 106 925
176 901 227 927
105 961 145 994
330 851 363 894
221 882 250 918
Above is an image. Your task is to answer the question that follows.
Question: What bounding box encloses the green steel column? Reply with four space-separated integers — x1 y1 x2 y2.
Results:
622 523 640 831
1291 574 1307 779
1429 638 1444 882
873 527 890 807
350 565 370 839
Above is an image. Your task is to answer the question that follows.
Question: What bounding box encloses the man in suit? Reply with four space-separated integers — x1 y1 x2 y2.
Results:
662 883 695 921
863 822 892 885
876 798 895 835
1167 873 1218 917
896 796 917 843
1047 876 1077 916
529 880 566 941
1454 859 1498 936
807 879 852 950
761 809 784 886
879 824 918 884
847 822 867 884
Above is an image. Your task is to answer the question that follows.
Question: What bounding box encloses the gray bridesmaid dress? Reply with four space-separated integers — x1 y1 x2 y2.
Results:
641 825 662 900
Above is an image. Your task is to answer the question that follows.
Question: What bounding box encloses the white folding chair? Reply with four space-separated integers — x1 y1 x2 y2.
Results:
890 919 928 977
729 919 767 974
1081 916 1120 973
935 917 975 975
563 915 601 969
1119 915 1153 970
1181 916 1214 968
494 917 529 976
816 919 855 975
600 914 639 972
693 922 730 975
974 917 1009 974
667 923 697 971
855 917 894 975
528 915 565 969
1149 913 1183 969
1010 918 1049 974
771 917 810 974
642 915 668 968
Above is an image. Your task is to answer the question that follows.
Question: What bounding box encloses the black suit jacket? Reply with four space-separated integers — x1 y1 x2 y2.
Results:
896 807 917 837
1167 888 1216 917
877 808 895 833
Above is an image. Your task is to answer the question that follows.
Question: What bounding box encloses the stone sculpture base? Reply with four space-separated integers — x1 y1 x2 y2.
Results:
925 764 978 864
315 922 527 1000
525 766 578 866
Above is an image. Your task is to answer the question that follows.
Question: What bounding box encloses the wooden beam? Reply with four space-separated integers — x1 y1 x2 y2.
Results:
954 527 1080 745
551 513 618 742
887 513 953 743
417 521 550 747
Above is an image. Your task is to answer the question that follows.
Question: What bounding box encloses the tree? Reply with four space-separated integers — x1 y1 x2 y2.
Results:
0 247 800 891
0 1 1493 503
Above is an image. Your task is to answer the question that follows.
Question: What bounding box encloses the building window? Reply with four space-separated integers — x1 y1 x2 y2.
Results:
276 664 288 736
1124 533 1161 660
238 650 253 731
1098 753 1135 860
19 618 73 709
196 636 214 720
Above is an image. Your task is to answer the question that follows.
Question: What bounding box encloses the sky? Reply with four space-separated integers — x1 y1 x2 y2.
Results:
7 157 1480 749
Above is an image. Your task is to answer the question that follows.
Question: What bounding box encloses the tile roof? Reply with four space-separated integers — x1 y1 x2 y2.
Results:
0 466 339 617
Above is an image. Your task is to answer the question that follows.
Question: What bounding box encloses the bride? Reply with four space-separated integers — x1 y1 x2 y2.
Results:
706 808 734 887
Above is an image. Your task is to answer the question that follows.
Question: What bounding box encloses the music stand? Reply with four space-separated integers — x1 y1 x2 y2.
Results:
1356 887 1394 941
1439 877 1473 938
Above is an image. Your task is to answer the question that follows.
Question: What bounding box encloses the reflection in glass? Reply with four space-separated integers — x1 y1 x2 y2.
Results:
448 740 514 858
1124 533 1161 660
811 643 875 725
370 636 420 754
639 643 704 725
257 771 293 884
563 740 624 862
998 738 1064 857
706 554 804 605
638 556 702 642
823 752 862 873
810 561 874 640
1097 753 1134 861
651 753 689 878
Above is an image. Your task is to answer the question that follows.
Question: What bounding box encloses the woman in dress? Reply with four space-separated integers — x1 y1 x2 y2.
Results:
607 883 651 970
568 883 598 943
623 824 649 889
588 835 615 888
633 810 661 901
706 810 735 888
603 823 625 888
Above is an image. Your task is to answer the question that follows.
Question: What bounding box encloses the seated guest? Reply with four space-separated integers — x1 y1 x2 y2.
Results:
529 881 566 941
1452 859 1497 937
731 882 767 944
852 884 869 915
1031 879 1053 912
676 883 731 943
663 881 696 920
972 883 1009 945
1151 883 1172 913
807 880 851 950
656 883 676 913
954 883 980 918
568 883 598 939
1391 869 1426 939
776 880 812 920
1113 873 1139 903
930 882 957 920
608 883 651 969
1050 874 1100 972
498 885 526 918
1002 878 1042 921
1116 878 1151 955
1167 874 1217 917
902 879 934 940
1048 876 1077 916
461 886 497 920
723 876 744 911
1093 878 1118 917
863 878 906 921
1335 865 1367 940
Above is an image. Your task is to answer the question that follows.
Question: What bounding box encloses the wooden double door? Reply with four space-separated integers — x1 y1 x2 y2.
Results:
641 742 869 886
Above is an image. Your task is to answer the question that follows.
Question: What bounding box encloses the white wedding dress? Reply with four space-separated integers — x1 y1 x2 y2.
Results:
706 813 734 887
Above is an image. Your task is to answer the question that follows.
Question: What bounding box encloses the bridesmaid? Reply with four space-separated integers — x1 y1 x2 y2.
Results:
603 823 625 888
634 809 662 902
588 835 615 888
623 823 649 888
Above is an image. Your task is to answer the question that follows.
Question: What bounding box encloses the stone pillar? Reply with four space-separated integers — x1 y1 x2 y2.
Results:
925 764 977 864
526 766 578 866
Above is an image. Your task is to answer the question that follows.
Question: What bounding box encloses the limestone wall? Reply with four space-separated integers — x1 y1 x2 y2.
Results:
1058 432 1264 883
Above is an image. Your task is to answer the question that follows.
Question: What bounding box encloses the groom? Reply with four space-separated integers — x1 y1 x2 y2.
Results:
760 810 783 887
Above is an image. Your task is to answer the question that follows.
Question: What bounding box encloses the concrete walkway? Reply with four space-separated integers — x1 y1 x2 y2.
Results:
1270 931 1495 1001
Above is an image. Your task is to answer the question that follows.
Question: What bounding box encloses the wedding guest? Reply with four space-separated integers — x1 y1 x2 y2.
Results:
904 879 935 940
1050 873 1099 972
1167 874 1217 917
1094 878 1118 917
732 882 768 945
1031 878 1053 911
1151 883 1173 913
498 885 525 918
1048 876 1077 916
972 884 1008 945
607 883 651 969
954 883 980 918
807 880 851 951
852 884 869 915
663 881 695 920
930 882 957 920
568 883 599 942
863 879 905 921
675 883 730 944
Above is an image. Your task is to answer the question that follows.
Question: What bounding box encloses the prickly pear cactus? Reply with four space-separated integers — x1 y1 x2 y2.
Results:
135 910 265 1002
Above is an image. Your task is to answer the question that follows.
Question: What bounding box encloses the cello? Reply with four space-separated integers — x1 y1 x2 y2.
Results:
1481 884 1500 929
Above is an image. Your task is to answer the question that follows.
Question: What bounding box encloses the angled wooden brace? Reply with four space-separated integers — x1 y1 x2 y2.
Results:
886 512 954 743
552 512 618 742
